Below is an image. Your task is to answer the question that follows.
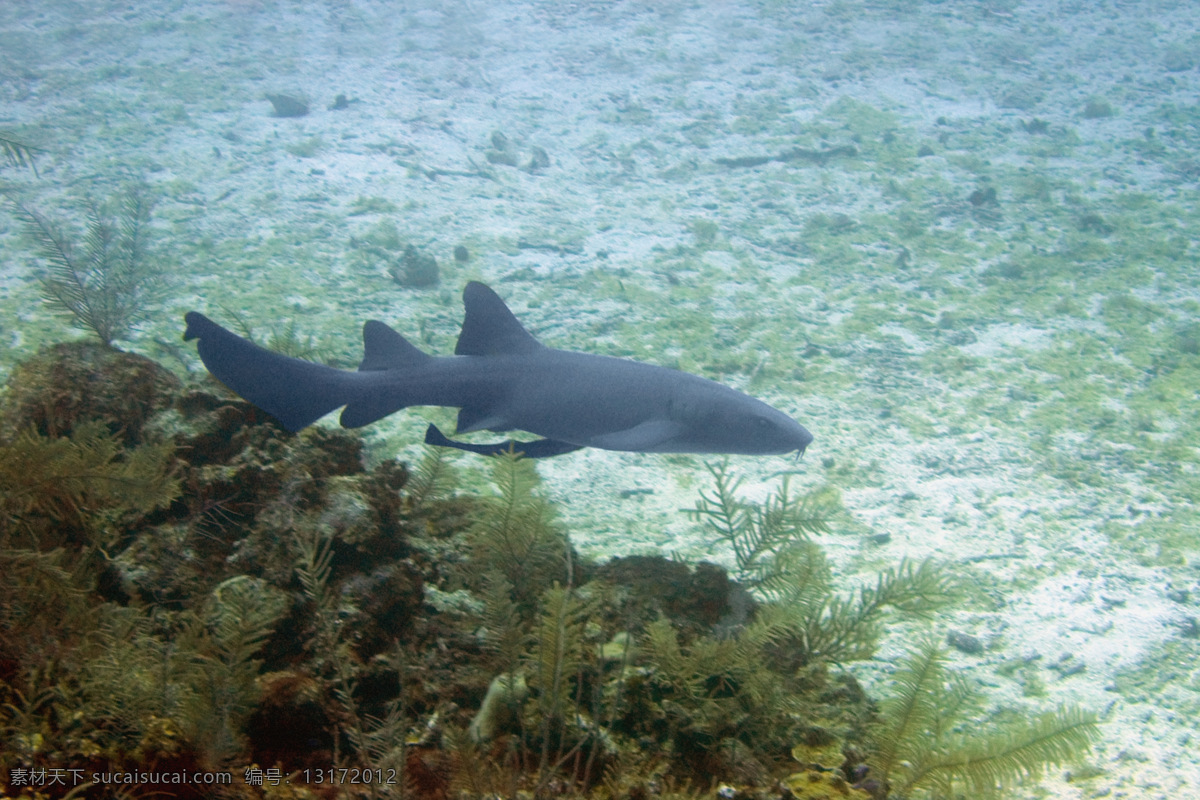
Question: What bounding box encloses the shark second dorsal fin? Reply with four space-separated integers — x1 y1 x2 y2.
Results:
359 320 431 371
455 281 543 356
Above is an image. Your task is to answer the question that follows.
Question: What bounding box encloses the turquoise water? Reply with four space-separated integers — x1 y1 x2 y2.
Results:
1 1 1197 796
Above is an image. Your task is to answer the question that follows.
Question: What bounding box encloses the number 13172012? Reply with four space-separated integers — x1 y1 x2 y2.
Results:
303 768 398 785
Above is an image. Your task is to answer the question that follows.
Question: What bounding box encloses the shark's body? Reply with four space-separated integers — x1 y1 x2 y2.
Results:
183 282 812 458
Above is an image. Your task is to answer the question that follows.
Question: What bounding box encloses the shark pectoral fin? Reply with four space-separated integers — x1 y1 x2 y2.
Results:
424 424 458 448
588 420 686 452
424 424 582 458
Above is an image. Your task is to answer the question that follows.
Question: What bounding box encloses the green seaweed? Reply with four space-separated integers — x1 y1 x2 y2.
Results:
0 133 40 174
867 638 1099 798
478 574 527 679
0 420 179 550
526 583 597 782
467 453 571 612
15 185 164 346
688 463 955 664
797 558 958 665
332 644 412 787
404 446 458 510
80 576 288 768
688 460 836 595
0 547 96 683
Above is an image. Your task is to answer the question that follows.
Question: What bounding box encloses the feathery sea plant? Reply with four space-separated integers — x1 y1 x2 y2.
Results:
468 453 571 612
0 547 94 676
16 184 163 346
0 422 180 767
405 446 458 510
479 573 528 676
867 638 1100 798
0 420 179 550
78 578 288 769
331 643 413 789
688 460 838 597
528 583 596 785
292 522 340 672
190 575 289 766
446 724 517 797
0 133 40 174
528 584 592 713
796 558 957 665
202 575 289 679
642 604 804 720
689 462 956 665
225 308 341 364
291 522 414 788
80 606 202 750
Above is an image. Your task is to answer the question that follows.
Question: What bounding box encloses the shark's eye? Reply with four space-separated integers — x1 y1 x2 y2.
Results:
754 417 773 430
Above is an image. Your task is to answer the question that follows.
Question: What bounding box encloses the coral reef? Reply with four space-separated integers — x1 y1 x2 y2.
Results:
0 341 180 443
0 342 1096 799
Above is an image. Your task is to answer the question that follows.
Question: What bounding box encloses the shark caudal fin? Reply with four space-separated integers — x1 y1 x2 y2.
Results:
184 312 359 432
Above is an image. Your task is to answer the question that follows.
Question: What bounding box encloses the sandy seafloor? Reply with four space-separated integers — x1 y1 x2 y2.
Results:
2 0 1199 796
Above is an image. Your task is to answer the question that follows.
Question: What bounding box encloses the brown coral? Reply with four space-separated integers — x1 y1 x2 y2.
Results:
0 341 179 444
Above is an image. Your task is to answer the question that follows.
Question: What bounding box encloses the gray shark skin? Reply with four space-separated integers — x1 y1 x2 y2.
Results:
183 282 813 458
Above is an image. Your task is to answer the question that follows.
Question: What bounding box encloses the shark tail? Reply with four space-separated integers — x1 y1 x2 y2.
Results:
184 312 361 432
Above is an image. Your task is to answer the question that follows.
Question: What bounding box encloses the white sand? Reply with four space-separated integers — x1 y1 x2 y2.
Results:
1 0 1197 796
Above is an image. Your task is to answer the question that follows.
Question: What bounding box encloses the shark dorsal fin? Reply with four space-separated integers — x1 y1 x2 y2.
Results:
359 320 430 371
455 281 543 356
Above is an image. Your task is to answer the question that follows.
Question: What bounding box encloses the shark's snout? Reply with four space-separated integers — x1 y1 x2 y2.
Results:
795 424 814 455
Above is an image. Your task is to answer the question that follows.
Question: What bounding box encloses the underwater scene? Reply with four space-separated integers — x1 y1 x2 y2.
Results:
1 0 1198 797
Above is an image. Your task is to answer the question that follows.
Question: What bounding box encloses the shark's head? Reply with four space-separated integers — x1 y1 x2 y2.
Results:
712 403 814 456
656 381 813 456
